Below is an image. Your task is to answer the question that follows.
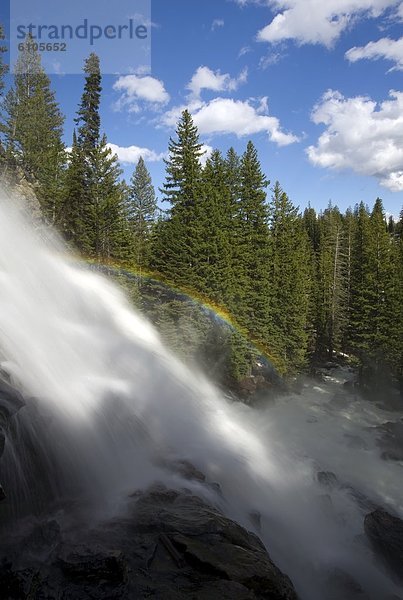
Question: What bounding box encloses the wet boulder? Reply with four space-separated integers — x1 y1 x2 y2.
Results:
364 508 403 582
317 471 339 490
129 484 298 599
0 483 298 599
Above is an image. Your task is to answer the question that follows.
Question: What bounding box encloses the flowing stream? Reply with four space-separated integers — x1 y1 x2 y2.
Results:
0 193 402 599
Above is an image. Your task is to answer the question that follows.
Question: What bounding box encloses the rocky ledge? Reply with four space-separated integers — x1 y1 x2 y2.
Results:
0 483 297 600
365 508 403 584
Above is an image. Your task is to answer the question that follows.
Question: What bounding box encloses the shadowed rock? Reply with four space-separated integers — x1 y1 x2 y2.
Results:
364 508 403 582
0 483 298 599
0 380 25 501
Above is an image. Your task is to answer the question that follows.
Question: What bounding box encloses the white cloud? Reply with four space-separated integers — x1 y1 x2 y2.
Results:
211 19 225 31
233 0 264 5
307 89 403 191
161 97 299 146
161 100 205 129
130 13 160 29
107 143 165 165
256 0 400 47
113 75 170 112
259 52 282 69
200 144 214 166
386 211 399 221
346 36 403 70
239 45 252 57
187 66 248 99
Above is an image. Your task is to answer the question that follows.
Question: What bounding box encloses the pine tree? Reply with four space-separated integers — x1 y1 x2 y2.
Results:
152 109 205 287
267 182 311 371
62 130 89 250
63 53 129 260
128 156 157 270
0 24 6 94
161 109 204 209
90 134 130 261
302 205 320 362
348 199 397 387
2 35 65 221
197 149 234 304
340 207 355 354
224 147 241 207
387 214 395 235
303 204 320 253
349 202 372 379
223 147 244 312
366 198 398 385
235 141 270 343
394 209 403 396
315 204 346 359
0 23 8 168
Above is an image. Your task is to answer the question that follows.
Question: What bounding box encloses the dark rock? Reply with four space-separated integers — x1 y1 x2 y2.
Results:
341 485 379 513
168 459 206 482
381 450 403 461
2 166 43 226
371 420 403 462
130 484 297 599
0 380 25 428
0 484 298 600
364 508 403 582
317 471 379 513
322 361 339 370
317 471 339 489
239 377 257 394
0 562 39 600
249 510 262 532
196 579 256 599
25 520 61 559
0 380 25 503
58 550 128 584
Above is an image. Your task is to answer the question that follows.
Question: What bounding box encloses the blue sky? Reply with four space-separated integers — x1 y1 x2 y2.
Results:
2 0 403 216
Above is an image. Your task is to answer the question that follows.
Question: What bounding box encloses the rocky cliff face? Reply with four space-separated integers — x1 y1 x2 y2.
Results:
1 167 43 225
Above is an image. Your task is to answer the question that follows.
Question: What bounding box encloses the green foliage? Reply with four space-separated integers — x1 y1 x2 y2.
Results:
235 141 270 338
1 35 65 221
152 109 205 287
128 156 157 270
196 150 234 304
63 53 130 261
0 23 7 99
0 23 8 167
266 182 312 372
347 199 401 389
315 204 347 359
161 109 204 208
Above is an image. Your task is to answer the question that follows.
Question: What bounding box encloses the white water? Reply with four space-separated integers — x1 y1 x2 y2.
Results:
0 193 402 599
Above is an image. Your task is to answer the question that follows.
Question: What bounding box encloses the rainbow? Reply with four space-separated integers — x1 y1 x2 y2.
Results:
80 257 283 376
